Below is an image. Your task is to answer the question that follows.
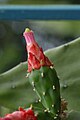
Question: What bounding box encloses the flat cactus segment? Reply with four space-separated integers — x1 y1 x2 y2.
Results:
45 37 80 111
28 66 61 119
0 62 37 109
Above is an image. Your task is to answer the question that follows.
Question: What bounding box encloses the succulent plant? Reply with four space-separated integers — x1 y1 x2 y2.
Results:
0 29 80 120
23 28 61 119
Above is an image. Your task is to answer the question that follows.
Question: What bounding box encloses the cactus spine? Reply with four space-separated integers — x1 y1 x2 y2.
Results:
23 28 61 119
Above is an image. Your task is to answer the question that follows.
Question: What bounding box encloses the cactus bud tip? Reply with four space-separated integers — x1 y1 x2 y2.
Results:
25 28 31 32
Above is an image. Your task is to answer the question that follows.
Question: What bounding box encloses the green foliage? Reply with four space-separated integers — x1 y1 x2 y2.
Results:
0 38 80 119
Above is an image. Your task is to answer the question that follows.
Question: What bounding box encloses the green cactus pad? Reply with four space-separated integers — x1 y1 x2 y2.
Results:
28 66 61 119
45 38 80 112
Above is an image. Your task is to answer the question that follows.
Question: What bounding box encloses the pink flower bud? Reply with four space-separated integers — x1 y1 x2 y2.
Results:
23 28 53 72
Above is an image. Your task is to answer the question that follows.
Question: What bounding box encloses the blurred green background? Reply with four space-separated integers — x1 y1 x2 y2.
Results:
0 0 80 5
0 0 80 74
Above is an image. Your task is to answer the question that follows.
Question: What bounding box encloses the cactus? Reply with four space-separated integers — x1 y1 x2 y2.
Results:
23 28 61 119
0 30 80 119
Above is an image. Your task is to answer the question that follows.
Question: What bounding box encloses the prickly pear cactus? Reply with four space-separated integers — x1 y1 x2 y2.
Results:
23 28 61 119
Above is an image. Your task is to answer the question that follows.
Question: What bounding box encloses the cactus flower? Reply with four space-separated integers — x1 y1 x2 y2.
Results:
0 107 37 120
23 28 53 72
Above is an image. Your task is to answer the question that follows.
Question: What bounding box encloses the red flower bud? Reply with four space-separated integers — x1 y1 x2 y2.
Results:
23 28 53 72
0 108 37 120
